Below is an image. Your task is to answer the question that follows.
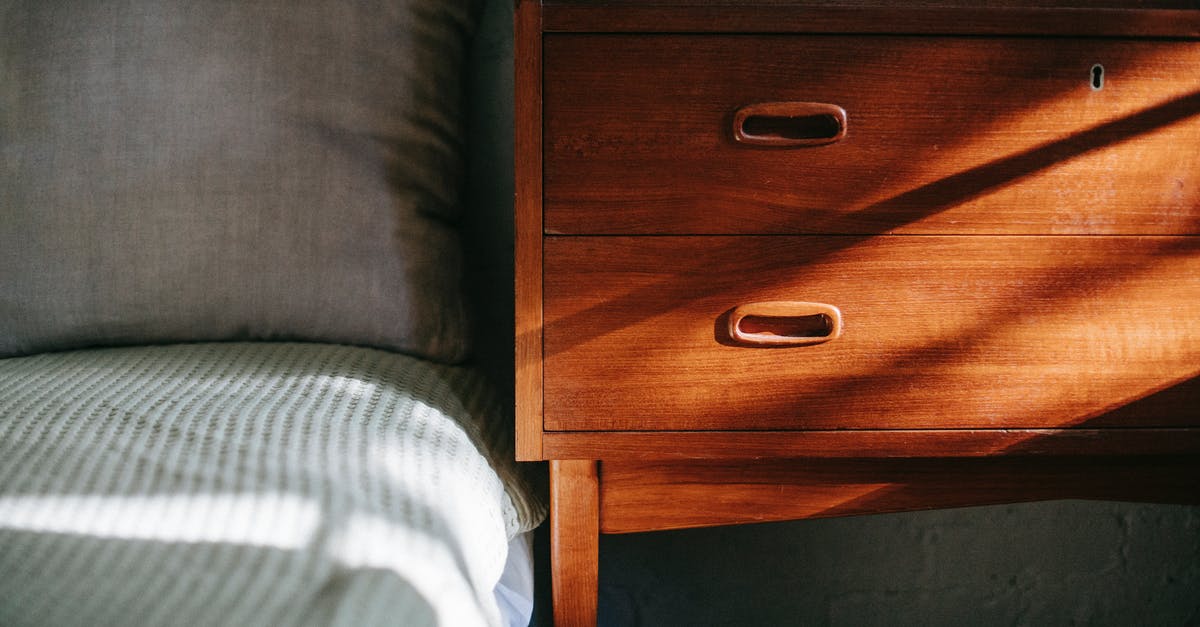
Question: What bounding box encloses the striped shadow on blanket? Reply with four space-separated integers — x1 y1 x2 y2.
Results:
0 342 543 627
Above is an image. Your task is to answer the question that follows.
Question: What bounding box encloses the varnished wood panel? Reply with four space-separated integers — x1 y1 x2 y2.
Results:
598 457 1200 533
544 35 1200 235
541 429 1200 460
544 236 1200 431
549 0 1196 5
514 0 543 460
543 5 1200 37
526 4 1200 622
551 460 599 627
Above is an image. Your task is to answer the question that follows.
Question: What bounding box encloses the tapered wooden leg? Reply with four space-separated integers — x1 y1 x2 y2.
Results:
550 460 599 627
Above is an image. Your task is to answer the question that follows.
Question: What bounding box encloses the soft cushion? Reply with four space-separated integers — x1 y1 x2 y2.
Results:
0 0 476 362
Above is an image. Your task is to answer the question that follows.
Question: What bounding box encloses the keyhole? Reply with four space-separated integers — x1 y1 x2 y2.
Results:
1091 64 1104 90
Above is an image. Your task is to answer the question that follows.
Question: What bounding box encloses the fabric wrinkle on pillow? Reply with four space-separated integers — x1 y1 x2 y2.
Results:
0 0 477 362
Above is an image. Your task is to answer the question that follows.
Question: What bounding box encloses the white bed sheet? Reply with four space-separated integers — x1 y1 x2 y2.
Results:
496 532 536 627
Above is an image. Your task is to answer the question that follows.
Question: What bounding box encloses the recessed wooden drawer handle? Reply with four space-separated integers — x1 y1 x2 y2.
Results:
728 301 843 347
732 102 847 147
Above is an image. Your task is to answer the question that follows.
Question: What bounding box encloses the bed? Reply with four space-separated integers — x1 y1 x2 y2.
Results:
0 0 543 625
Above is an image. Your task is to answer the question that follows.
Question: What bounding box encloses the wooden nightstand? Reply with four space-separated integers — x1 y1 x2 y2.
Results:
514 2 1200 624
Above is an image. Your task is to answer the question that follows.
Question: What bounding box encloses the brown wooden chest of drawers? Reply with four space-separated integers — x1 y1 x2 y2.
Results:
515 2 1200 624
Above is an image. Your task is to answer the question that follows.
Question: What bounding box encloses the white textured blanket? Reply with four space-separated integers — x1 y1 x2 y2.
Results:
0 342 542 626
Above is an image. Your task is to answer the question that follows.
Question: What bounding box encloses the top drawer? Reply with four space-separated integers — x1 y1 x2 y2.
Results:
543 35 1200 235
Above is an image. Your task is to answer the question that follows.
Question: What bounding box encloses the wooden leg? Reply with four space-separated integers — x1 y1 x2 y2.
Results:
550 460 599 627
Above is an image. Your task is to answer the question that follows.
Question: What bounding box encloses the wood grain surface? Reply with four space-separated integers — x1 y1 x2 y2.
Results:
544 236 1200 431
540 429 1200 460
543 4 1200 37
598 456 1200 533
521 3 1200 621
550 460 600 627
514 0 544 460
544 35 1200 235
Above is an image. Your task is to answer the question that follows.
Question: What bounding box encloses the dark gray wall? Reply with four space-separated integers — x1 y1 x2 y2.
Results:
599 501 1199 626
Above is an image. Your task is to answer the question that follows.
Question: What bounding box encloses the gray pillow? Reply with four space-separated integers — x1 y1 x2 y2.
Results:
1 0 476 362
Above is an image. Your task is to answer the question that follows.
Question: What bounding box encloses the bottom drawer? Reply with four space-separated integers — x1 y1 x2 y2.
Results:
543 236 1200 431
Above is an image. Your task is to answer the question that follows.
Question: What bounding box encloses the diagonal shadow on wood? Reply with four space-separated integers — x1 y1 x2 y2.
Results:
535 89 1200 363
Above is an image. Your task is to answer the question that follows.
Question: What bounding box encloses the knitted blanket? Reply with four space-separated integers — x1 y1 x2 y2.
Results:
0 342 542 626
